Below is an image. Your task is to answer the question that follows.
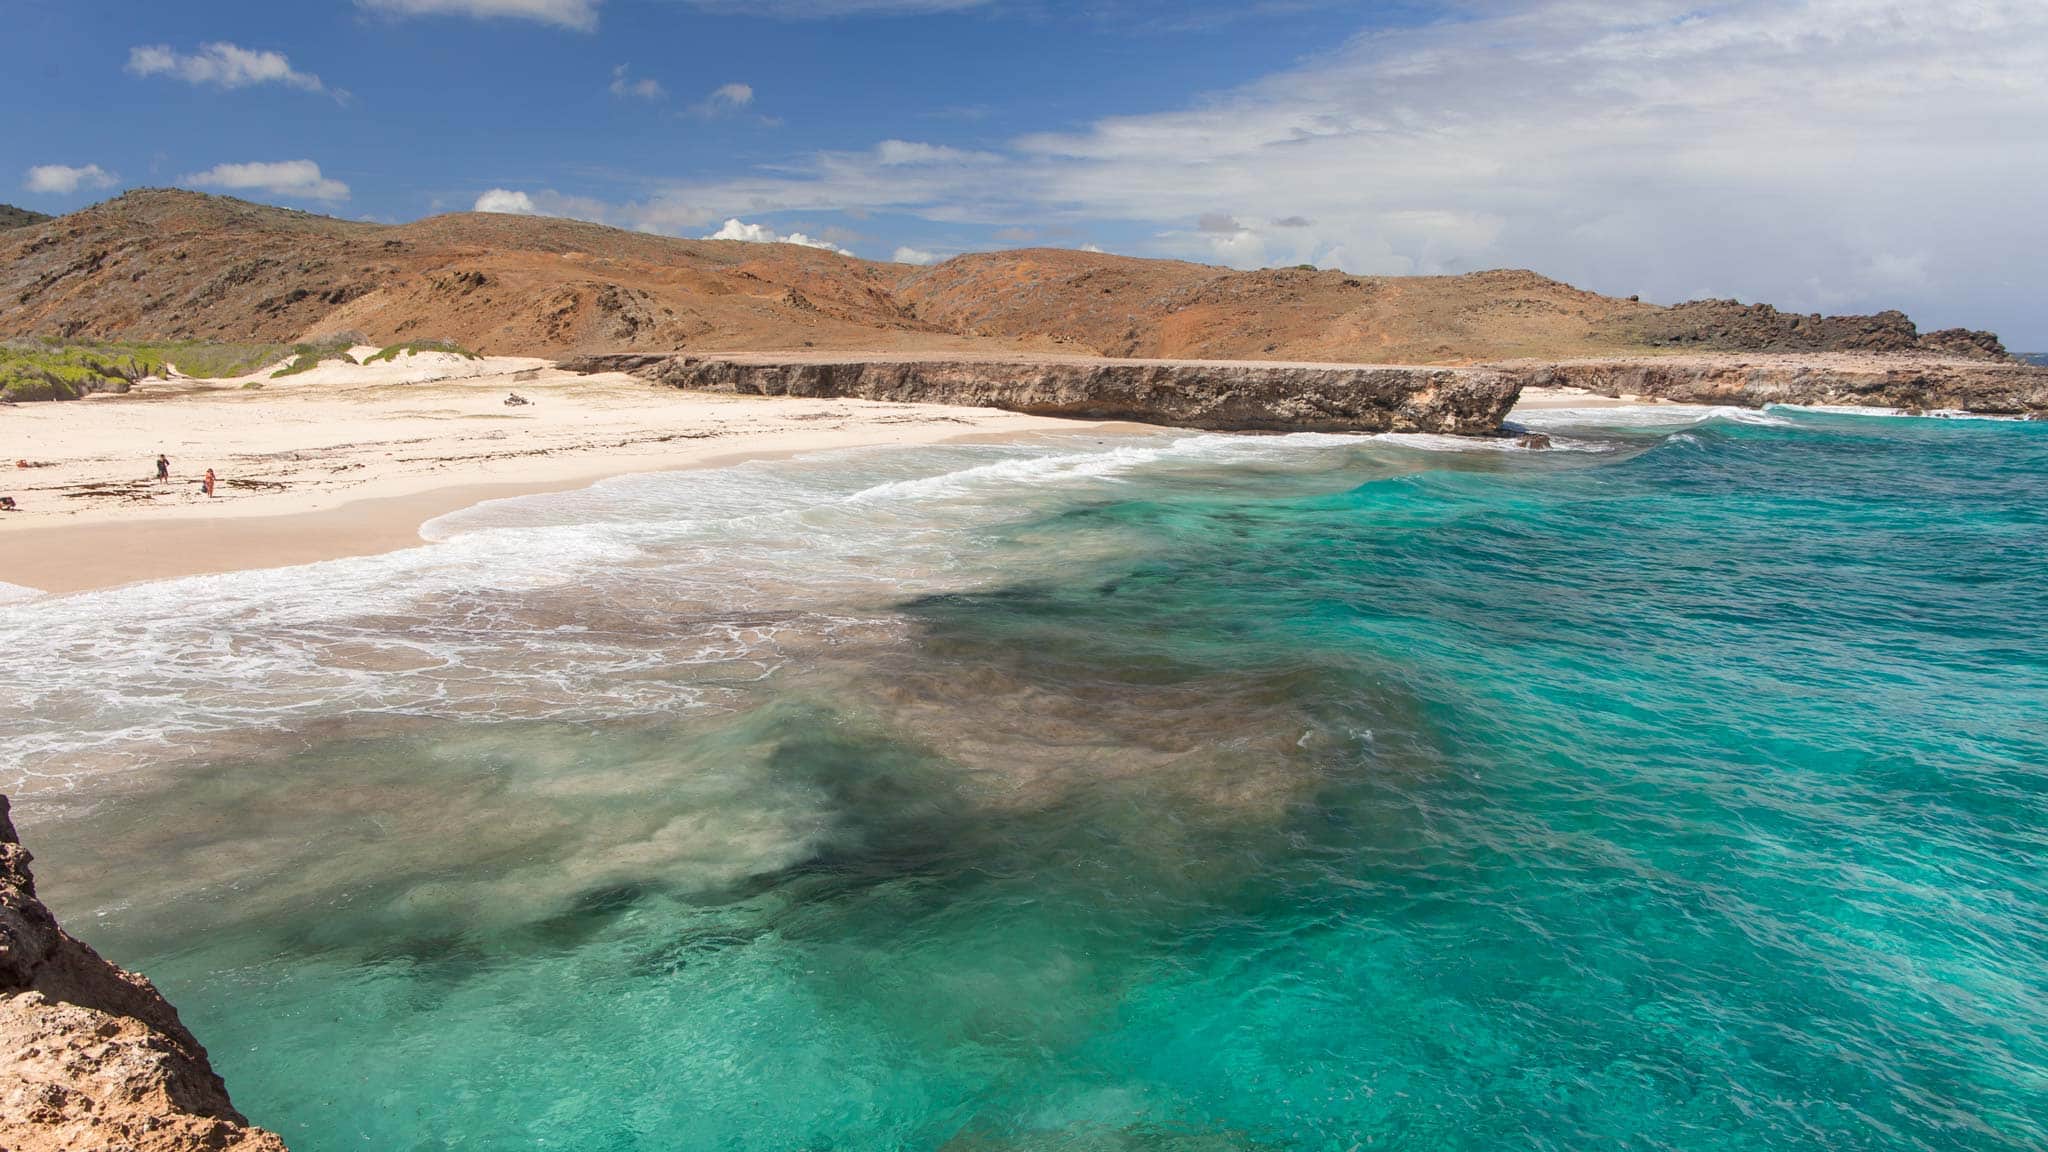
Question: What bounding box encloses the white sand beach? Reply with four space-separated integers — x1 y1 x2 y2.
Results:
0 357 1147 595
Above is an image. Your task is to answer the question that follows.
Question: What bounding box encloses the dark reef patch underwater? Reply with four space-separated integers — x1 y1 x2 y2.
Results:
5 405 2045 1150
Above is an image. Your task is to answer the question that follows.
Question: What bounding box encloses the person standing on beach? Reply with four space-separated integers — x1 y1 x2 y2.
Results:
202 468 216 497
156 454 170 481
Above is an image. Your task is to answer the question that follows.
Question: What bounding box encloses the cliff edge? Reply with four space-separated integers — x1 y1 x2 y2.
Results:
1493 354 2048 417
0 795 286 1151
570 352 1523 435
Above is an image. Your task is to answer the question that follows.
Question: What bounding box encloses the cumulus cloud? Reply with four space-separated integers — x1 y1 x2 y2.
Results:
127 43 325 92
24 164 118 195
892 246 943 265
704 218 854 255
474 188 539 213
181 160 349 201
355 0 600 30
633 1 2048 344
610 64 665 101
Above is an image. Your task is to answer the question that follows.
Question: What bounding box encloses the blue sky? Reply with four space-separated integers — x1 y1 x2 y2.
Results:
7 0 2046 347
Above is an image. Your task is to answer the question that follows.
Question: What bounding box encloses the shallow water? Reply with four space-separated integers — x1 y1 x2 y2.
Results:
6 410 2045 1150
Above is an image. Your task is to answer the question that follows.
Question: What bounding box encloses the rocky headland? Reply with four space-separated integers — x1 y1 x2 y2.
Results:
1 796 285 1151
1494 354 2048 417
565 352 1523 434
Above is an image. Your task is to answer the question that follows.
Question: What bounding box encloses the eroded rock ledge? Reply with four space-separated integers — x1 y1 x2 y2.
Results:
1495 355 2048 417
1 796 286 1152
564 353 1523 435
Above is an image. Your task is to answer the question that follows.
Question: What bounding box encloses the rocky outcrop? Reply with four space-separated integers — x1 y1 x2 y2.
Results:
1 795 286 1152
1499 356 2048 416
1601 300 2012 361
583 353 1523 435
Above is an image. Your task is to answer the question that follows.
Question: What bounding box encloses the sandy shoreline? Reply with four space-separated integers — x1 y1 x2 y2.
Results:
0 361 1683 597
1 358 1159 596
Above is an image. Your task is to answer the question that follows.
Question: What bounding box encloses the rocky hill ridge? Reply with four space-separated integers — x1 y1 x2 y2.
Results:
0 203 53 230
0 190 2012 366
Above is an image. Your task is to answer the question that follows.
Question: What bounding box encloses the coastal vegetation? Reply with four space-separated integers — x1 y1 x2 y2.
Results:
270 335 363 378
0 337 286 400
363 338 479 363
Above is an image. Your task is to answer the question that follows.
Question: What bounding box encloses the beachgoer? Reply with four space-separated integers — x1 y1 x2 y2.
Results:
202 468 216 498
0 496 16 511
157 454 170 481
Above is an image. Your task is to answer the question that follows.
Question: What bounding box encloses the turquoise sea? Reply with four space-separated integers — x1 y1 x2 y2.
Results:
4 404 2044 1150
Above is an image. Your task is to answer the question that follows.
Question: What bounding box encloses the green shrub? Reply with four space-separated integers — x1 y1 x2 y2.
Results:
0 340 163 400
0 337 296 398
271 336 360 378
363 339 480 364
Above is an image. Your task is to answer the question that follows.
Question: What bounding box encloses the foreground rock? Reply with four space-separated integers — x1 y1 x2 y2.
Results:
1 796 285 1152
1497 355 2048 417
566 353 1523 435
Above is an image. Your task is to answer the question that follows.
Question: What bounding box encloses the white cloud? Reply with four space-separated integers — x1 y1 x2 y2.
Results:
474 188 539 214
127 43 324 92
687 82 755 119
610 64 665 101
704 218 854 256
24 164 117 195
181 160 350 202
873 139 997 166
892 246 943 265
356 0 600 31
629 0 2048 344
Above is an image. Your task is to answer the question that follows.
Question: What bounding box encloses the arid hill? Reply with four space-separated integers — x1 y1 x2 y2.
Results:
0 190 2011 365
0 204 52 230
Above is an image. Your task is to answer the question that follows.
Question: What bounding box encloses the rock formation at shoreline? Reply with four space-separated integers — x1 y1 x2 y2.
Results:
1497 356 2048 417
1 796 285 1151
569 353 1522 434
1596 299 2008 360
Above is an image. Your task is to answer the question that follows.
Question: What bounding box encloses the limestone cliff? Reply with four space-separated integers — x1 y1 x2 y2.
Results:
0 795 286 1152
575 353 1523 435
1496 355 2048 417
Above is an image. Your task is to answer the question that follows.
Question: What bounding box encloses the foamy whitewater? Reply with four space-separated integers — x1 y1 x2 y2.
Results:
5 409 2044 1151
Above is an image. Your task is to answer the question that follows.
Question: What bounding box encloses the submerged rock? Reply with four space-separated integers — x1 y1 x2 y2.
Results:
1514 432 1555 449
0 795 286 1151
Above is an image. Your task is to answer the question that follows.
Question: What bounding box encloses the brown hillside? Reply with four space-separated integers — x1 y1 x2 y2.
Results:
0 190 2009 364
897 250 1676 361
